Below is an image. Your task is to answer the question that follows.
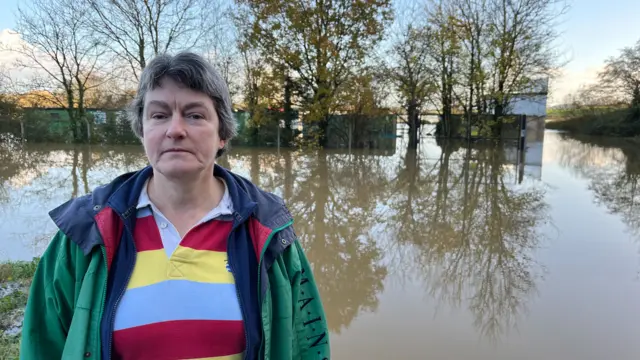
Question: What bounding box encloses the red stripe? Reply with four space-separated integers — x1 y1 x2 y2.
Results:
180 220 233 252
113 320 245 360
95 207 123 270
249 218 272 261
133 215 164 251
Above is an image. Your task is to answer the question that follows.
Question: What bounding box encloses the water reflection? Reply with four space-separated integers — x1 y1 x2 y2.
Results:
0 140 550 340
2 134 640 356
0 142 148 258
221 148 390 334
219 142 550 339
551 133 640 240
386 141 550 341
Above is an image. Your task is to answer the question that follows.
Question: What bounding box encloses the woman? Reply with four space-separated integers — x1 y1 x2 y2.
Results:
20 52 330 360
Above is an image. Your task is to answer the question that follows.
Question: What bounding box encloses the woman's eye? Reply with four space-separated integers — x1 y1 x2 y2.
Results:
188 114 205 120
151 113 167 120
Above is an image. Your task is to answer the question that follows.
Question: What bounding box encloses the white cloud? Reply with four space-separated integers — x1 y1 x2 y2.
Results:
0 28 24 65
0 28 54 90
548 66 603 106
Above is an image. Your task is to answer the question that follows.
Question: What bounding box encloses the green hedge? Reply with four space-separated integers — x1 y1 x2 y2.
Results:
546 107 640 137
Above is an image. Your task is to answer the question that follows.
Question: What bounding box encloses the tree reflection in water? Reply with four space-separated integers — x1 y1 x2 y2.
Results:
221 141 552 341
223 148 390 334
0 142 148 258
1 139 551 340
23 137 640 344
385 139 550 342
553 133 640 241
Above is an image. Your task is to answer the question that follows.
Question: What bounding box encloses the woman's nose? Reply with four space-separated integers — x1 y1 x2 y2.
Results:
166 114 187 138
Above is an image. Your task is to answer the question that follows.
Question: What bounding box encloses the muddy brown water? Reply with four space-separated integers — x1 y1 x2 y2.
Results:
1 131 640 359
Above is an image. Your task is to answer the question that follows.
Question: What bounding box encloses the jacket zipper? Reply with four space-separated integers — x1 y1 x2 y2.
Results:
257 220 294 304
228 218 294 360
98 247 109 357
108 225 137 360
255 220 294 359
227 248 249 360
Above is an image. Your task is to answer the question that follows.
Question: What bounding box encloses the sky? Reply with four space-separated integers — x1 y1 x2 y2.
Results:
550 0 640 104
1 0 639 106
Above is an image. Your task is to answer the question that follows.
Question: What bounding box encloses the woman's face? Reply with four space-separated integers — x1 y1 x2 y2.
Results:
141 77 225 180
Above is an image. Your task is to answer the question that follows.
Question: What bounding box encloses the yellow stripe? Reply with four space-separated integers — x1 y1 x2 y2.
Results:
128 247 235 289
188 354 243 360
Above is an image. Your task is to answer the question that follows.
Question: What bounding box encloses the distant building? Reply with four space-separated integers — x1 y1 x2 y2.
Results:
504 78 548 180
505 78 549 118
497 78 548 145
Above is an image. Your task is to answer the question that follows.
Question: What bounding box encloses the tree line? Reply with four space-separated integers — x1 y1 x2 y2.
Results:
548 38 640 137
0 0 567 148
561 39 640 110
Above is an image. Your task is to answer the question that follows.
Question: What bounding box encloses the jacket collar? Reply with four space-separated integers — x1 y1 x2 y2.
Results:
49 164 293 254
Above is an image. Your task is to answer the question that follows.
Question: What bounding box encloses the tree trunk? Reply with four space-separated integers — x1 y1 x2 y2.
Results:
318 115 329 147
20 118 25 142
632 84 640 109
66 89 78 142
467 39 475 140
493 99 504 137
283 75 294 146
494 101 504 119
407 99 420 149
314 85 331 147
78 85 87 143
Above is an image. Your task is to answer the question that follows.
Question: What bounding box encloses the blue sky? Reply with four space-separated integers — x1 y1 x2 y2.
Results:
559 0 639 70
0 0 19 30
550 0 640 102
1 0 639 104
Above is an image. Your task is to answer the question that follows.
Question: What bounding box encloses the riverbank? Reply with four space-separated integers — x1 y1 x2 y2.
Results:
546 107 640 137
0 259 39 359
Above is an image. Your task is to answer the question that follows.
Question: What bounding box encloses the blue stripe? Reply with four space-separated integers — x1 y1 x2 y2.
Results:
113 280 242 330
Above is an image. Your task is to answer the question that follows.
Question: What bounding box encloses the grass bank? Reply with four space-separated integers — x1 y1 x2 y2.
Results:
546 107 640 137
0 258 39 359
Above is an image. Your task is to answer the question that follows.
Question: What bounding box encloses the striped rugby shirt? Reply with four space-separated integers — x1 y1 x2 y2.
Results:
111 178 245 360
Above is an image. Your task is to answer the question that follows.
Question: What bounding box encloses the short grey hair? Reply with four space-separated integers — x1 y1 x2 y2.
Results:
127 51 237 157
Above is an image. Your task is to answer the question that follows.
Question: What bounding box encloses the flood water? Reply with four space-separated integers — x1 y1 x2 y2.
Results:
1 131 640 359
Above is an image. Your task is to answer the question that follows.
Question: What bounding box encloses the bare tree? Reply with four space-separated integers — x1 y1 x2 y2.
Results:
386 23 436 149
419 0 567 138
426 0 461 137
88 0 227 82
204 5 243 102
3 0 110 142
238 39 281 121
0 66 10 92
453 0 489 135
486 0 568 119
599 39 640 108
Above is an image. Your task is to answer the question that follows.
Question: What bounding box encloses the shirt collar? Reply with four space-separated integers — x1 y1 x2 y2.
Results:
136 177 234 218
136 178 152 210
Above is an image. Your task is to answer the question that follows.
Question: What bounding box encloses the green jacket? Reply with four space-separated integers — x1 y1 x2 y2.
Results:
20 165 330 360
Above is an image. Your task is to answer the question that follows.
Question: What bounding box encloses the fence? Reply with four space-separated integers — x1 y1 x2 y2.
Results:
0 110 140 144
0 108 402 150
